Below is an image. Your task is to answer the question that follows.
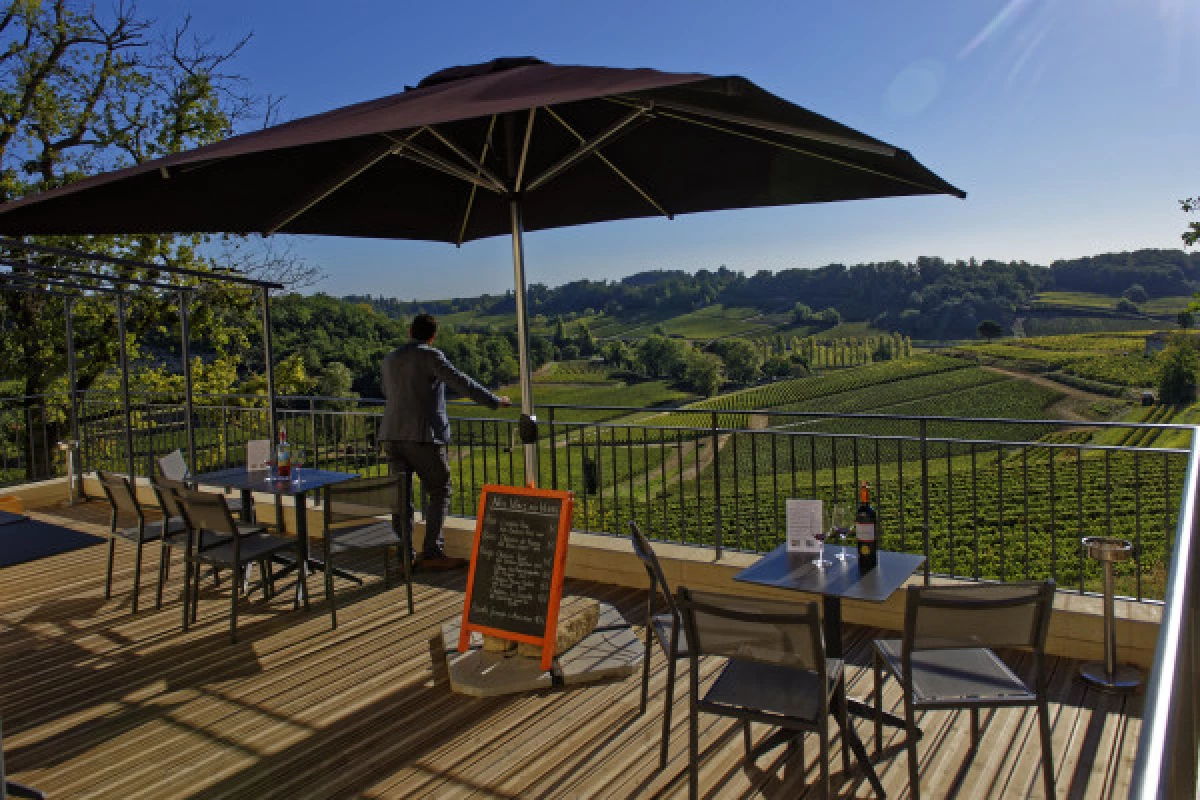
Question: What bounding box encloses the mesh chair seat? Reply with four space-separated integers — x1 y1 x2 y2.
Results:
704 657 844 724
114 516 186 542
327 519 403 553
650 612 689 656
194 532 291 566
874 639 1034 704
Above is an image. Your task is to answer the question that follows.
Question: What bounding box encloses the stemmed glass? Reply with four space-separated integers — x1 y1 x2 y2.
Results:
291 447 305 483
832 502 854 562
812 503 835 569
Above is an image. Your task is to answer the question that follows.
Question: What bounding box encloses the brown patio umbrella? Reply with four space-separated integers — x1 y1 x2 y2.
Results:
0 56 965 478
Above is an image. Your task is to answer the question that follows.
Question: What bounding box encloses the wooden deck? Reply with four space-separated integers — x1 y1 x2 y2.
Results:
2 503 1142 799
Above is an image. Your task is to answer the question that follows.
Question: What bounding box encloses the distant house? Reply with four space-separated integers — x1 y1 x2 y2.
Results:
1145 331 1200 355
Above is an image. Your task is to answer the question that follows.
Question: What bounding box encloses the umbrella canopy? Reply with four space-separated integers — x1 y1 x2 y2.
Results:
0 57 962 239
0 56 965 482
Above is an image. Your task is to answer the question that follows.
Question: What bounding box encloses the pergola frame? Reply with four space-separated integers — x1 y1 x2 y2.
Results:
0 241 284 489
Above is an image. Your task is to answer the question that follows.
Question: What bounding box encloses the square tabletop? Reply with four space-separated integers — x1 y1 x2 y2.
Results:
734 544 925 603
191 467 360 496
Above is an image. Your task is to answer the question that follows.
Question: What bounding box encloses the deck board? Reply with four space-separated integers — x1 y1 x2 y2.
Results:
1 502 1141 799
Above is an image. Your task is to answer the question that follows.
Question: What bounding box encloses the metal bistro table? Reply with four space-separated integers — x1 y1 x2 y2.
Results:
190 467 362 607
735 543 925 795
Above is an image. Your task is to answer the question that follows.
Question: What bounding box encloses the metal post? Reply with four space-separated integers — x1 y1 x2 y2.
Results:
712 411 723 559
64 297 81 495
920 417 931 585
179 290 196 475
509 199 538 485
260 286 278 446
116 291 135 479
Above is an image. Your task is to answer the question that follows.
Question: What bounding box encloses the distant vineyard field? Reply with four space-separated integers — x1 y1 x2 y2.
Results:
957 332 1159 387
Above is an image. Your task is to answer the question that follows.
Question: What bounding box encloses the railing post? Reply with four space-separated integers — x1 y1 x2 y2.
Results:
309 397 317 469
548 406 557 490
920 417 930 586
712 411 723 559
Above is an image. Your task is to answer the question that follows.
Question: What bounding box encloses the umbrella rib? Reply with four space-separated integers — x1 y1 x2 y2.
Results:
384 134 504 194
513 108 537 193
525 107 650 193
630 101 961 198
423 124 506 193
542 107 673 220
263 137 403 235
456 116 497 247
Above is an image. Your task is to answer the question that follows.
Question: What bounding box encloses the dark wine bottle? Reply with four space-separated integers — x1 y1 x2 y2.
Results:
856 480 878 572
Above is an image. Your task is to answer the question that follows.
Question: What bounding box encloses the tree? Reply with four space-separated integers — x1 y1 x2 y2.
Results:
0 2 281 477
1178 310 1194 330
711 337 760 384
976 319 1005 342
1182 196 1199 247
1116 298 1141 314
635 335 688 380
1123 284 1149 304
1157 338 1198 403
317 361 357 408
682 350 723 396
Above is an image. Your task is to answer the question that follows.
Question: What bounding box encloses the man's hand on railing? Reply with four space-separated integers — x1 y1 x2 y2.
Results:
498 396 512 408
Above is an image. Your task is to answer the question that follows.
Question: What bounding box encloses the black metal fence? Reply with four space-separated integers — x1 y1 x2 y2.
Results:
1 392 1191 602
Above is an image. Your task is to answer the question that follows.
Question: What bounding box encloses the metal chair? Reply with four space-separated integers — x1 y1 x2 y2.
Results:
677 587 851 800
872 581 1057 800
320 473 414 628
157 449 242 514
173 487 300 643
96 470 186 613
628 521 689 769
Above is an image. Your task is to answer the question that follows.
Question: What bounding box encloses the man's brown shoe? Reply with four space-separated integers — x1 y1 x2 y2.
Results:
419 554 468 571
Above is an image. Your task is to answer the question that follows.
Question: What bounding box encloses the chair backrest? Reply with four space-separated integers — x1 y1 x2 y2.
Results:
325 474 401 524
247 439 271 470
629 521 679 619
903 581 1056 655
149 477 185 519
677 587 824 674
157 449 189 482
96 470 141 517
174 487 238 537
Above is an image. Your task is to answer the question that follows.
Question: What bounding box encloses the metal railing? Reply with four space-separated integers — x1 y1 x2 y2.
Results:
1129 425 1199 798
0 392 1193 603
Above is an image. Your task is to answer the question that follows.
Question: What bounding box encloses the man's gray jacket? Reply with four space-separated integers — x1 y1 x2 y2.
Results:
379 342 501 444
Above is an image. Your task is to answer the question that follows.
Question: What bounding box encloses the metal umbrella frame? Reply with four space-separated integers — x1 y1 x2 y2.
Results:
0 57 966 482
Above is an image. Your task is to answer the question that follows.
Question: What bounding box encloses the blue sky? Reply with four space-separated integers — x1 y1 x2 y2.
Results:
158 0 1199 299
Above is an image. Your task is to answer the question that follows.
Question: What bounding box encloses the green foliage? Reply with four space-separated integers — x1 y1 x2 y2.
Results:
1182 196 1199 247
1179 310 1195 330
682 350 724 396
1123 284 1149 303
1157 339 1198 403
976 319 1004 341
710 337 760 384
1116 297 1141 314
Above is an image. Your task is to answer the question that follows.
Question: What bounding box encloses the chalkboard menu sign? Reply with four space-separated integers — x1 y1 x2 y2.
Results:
458 484 574 671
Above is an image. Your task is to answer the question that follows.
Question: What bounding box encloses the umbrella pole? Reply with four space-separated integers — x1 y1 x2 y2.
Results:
509 199 538 486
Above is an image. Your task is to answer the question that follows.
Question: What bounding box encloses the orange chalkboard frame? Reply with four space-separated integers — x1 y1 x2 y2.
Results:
458 484 575 672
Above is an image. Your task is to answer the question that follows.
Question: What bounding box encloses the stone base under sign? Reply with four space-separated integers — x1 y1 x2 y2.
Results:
437 602 642 697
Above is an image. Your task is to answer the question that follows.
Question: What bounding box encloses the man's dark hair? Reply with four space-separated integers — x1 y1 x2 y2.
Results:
410 313 438 342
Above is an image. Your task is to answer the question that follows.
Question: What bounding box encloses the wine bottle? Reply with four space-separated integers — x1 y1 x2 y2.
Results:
276 426 291 478
855 480 877 572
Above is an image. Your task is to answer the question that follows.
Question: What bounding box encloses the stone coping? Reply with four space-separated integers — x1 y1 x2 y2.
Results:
8 475 1164 668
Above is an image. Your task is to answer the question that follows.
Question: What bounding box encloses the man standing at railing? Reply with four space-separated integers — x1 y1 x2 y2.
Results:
380 313 511 570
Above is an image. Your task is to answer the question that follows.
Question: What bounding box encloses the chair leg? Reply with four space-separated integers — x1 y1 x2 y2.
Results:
639 628 652 716
839 677 852 775
401 543 413 615
156 539 169 610
131 538 144 614
873 650 884 756
104 538 116 599
327 555 337 630
661 650 678 770
742 721 752 757
191 558 201 624
229 562 240 644
970 707 981 751
383 547 392 589
904 694 921 800
1037 697 1055 799
688 677 699 800
818 716 831 800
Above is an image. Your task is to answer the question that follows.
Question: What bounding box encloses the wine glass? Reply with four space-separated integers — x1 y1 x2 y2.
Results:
292 447 305 482
833 502 854 562
812 503 834 569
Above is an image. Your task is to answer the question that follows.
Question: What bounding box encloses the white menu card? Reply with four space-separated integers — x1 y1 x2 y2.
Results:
786 498 824 556
246 439 272 471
